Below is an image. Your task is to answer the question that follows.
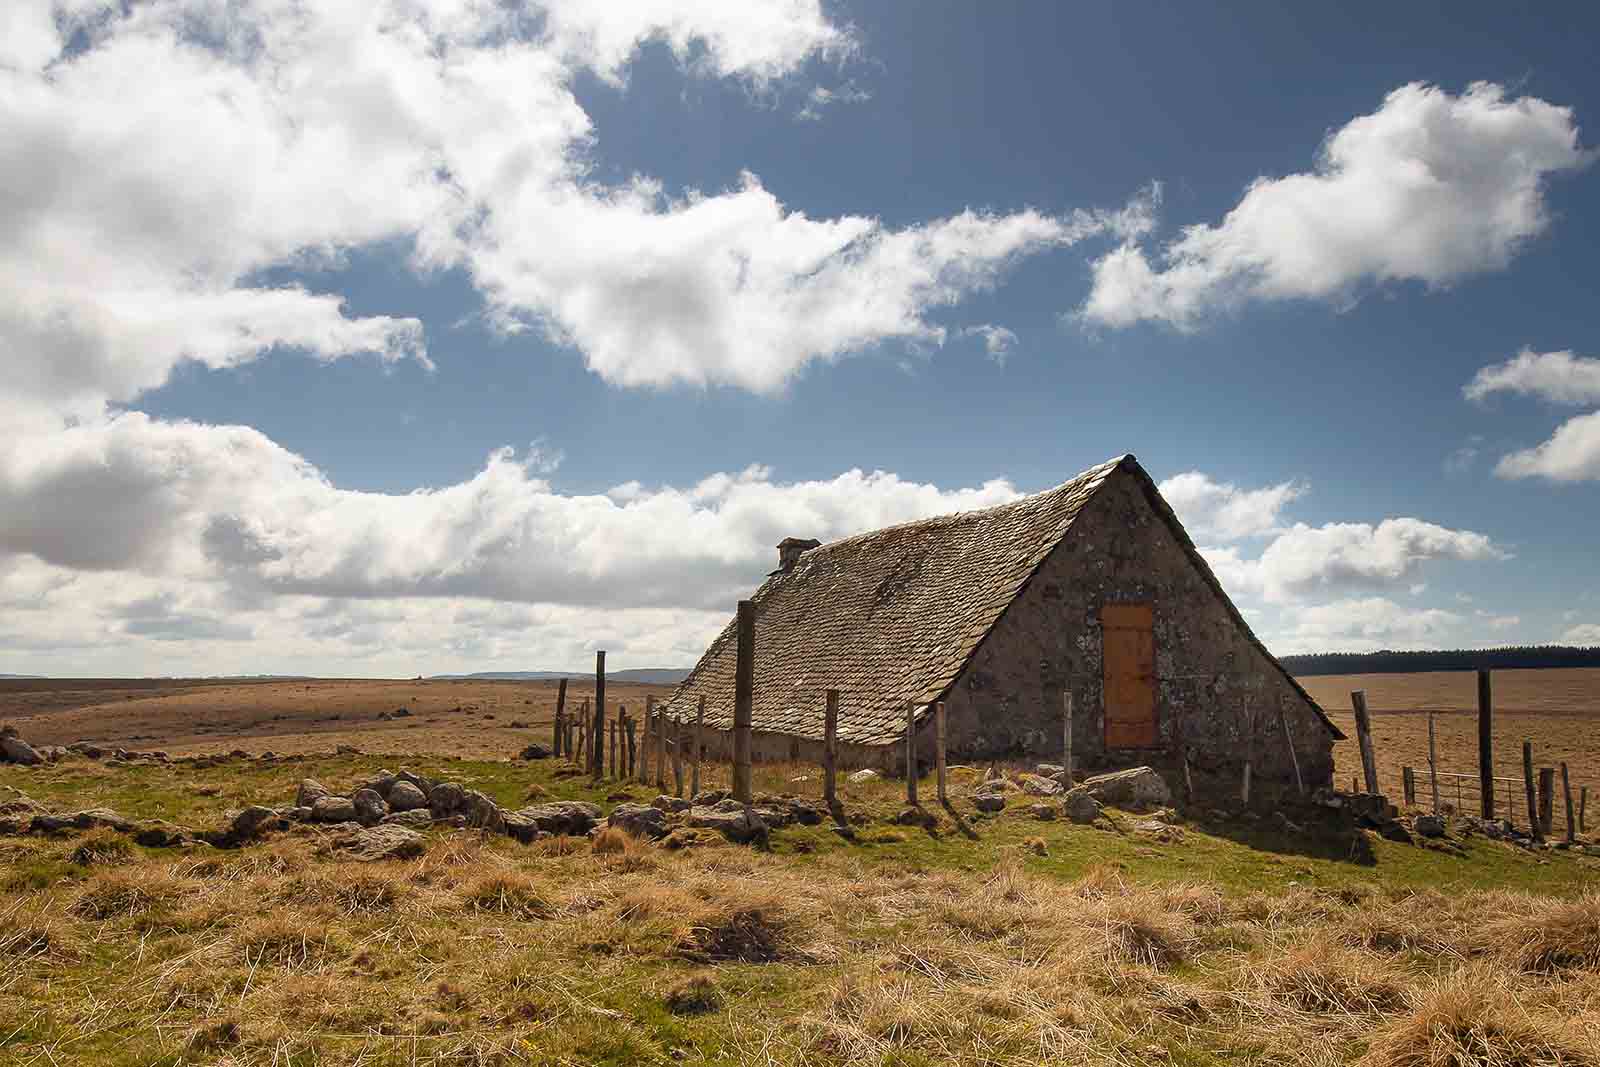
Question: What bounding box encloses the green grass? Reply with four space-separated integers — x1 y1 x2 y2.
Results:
4 752 1600 1066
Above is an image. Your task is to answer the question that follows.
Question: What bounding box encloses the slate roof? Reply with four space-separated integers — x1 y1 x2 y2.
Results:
662 454 1341 745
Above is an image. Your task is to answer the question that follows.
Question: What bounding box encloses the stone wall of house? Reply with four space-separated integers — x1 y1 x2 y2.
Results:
930 470 1336 798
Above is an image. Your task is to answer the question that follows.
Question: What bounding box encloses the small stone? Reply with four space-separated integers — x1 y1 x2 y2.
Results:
609 803 669 838
1029 803 1058 821
514 800 603 836
692 789 729 805
1081 766 1172 810
381 809 435 829
847 769 879 784
462 790 504 833
687 804 768 845
1065 788 1101 824
352 788 389 826
517 743 551 760
232 806 278 838
1414 814 1446 838
134 821 193 848
328 824 426 861
1018 773 1063 797
0 732 43 766
387 781 428 812
427 782 468 819
651 795 692 813
311 796 357 823
973 793 1005 813
295 779 329 807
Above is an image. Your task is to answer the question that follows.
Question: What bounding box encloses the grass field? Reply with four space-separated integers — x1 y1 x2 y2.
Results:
1301 669 1600 829
5 736 1600 1064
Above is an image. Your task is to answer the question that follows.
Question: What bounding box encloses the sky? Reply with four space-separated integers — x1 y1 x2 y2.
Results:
2 0 1599 677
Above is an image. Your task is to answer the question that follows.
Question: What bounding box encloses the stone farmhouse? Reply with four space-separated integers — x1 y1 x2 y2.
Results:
662 455 1341 800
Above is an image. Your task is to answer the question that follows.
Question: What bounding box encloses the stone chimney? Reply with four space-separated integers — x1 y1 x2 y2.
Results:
776 536 821 573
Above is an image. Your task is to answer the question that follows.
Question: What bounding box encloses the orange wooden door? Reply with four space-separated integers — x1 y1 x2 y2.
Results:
1102 603 1156 748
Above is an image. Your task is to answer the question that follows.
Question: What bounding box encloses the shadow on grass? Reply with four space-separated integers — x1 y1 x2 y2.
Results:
1189 808 1378 867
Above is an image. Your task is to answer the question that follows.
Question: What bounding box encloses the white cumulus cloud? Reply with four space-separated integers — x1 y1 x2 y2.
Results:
1158 470 1304 540
1468 350 1600 482
1080 82 1592 329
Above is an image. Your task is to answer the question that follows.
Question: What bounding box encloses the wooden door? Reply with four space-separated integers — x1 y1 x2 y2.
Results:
1102 603 1156 748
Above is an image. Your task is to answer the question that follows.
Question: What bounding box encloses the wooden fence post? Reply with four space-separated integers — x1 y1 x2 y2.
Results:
1562 763 1575 845
1523 740 1541 840
574 703 586 765
554 677 567 758
1582 786 1589 833
1062 691 1075 788
823 689 840 821
905 702 918 805
639 695 653 784
624 712 636 778
732 600 755 805
1427 712 1440 813
591 651 606 779
935 701 948 804
610 712 620 779
1538 767 1555 837
1478 669 1494 819
1279 703 1304 797
691 696 704 798
1350 691 1379 794
672 715 685 798
655 704 667 792
1402 766 1416 807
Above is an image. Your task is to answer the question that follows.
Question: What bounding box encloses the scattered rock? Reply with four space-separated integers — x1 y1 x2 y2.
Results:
509 720 530 730
231 806 279 839
380 809 435 829
311 796 357 823
391 707 412 717
134 821 194 848
335 745 361 756
462 790 504 833
1018 773 1063 797
295 779 330 808
517 743 551 760
1134 819 1184 844
1273 811 1304 834
387 781 428 812
427 782 468 819
31 808 134 834
0 728 43 766
514 801 603 837
1029 803 1057 821
1376 820 1414 845
352 788 389 826
1064 788 1102 824
1036 763 1064 777
847 769 879 784
972 793 1005 813
692 789 729 805
651 795 692 814
284 806 314 822
328 824 426 861
609 803 669 839
892 806 938 829
1081 766 1172 810
687 804 769 845
1414 814 1447 838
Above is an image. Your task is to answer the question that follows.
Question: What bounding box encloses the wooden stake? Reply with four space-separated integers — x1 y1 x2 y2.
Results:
1240 759 1251 807
592 651 606 779
1350 690 1379 794
1582 786 1589 834
1523 740 1540 839
574 703 586 765
1062 691 1075 788
1478 669 1494 819
672 714 685 798
905 701 918 805
1402 766 1416 807
732 600 755 804
640 695 654 784
625 712 637 778
1427 712 1440 813
823 689 840 820
1279 703 1304 797
554 677 567 758
935 701 948 804
1539 766 1555 837
691 696 704 799
1562 762 1576 845
655 704 666 792
1182 748 1194 803
609 713 618 779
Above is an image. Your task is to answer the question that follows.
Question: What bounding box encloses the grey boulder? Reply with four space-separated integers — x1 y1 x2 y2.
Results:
608 803 669 839
311 795 357 823
329 824 426 861
514 800 603 837
352 788 389 826
295 779 330 808
380 809 435 829
1064 788 1102 824
1018 773 1063 797
687 803 768 844
1081 767 1172 810
0 731 43 766
387 781 428 812
428 782 468 819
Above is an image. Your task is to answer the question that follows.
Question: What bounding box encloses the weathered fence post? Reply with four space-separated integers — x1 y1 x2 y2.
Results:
1427 712 1440 813
1062 691 1075 788
624 711 636 778
610 711 619 779
1402 766 1416 807
1582 786 1589 833
732 599 755 805
591 651 606 779
905 702 919 805
1350 691 1379 794
1279 702 1304 797
1523 740 1541 840
639 695 654 784
1562 763 1576 844
672 714 685 798
655 704 667 792
690 696 705 799
823 689 840 821
935 701 948 804
554 677 567 758
1538 767 1555 837
1478 669 1494 819
574 703 586 765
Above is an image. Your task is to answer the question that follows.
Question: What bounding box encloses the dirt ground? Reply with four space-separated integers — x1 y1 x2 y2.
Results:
1300 669 1600 827
0 677 674 759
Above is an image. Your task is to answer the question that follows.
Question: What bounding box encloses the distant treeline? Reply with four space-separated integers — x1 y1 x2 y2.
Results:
1281 646 1600 676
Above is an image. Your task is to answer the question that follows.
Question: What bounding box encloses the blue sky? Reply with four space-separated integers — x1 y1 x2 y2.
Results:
2 1 1598 675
